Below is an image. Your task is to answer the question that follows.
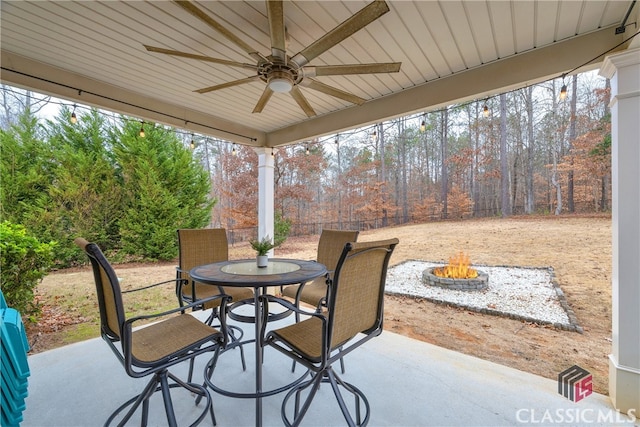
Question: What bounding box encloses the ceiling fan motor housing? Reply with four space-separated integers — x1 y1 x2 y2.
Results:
262 61 299 92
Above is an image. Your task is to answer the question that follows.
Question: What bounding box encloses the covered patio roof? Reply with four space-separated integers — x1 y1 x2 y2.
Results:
0 1 635 147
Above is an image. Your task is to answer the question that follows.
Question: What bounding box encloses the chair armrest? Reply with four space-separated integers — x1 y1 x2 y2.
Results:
290 272 330 304
124 293 231 346
126 293 231 324
125 295 231 324
260 294 324 317
121 278 187 294
258 294 326 342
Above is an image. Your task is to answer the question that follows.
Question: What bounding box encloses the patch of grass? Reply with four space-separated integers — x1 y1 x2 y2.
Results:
62 322 100 345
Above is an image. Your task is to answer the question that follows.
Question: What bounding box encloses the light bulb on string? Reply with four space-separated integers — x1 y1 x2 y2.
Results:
559 83 568 101
190 134 195 150
483 104 490 117
232 143 237 156
70 104 77 124
139 122 145 138
420 120 426 132
306 145 310 155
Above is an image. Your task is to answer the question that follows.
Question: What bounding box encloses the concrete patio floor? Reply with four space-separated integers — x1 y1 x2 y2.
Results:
20 310 634 427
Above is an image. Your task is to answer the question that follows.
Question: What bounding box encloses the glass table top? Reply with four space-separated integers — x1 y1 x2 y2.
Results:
220 260 301 276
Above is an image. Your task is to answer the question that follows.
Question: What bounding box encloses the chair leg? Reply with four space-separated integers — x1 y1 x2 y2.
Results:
187 327 243 384
104 369 215 427
167 371 215 427
228 325 247 371
159 373 178 427
197 346 222 405
107 373 159 427
339 347 346 374
187 358 196 384
281 367 370 427
205 308 247 372
327 368 370 427
281 372 323 427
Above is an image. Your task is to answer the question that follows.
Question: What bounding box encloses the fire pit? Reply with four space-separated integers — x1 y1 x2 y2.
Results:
422 252 488 291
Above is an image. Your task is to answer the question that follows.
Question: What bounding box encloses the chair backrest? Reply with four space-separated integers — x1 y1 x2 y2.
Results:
326 238 398 350
316 229 359 276
74 238 125 342
177 228 229 284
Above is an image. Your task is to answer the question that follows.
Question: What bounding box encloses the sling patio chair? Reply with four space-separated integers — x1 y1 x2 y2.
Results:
261 238 399 427
281 229 359 310
74 238 229 427
281 229 358 373
176 228 252 373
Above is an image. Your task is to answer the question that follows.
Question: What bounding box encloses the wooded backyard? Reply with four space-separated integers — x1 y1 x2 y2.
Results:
1 70 611 269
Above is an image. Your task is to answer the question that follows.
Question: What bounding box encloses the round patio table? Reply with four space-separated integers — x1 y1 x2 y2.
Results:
190 258 327 427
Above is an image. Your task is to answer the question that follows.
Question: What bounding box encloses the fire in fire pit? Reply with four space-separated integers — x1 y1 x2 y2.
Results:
433 251 478 279
423 252 488 291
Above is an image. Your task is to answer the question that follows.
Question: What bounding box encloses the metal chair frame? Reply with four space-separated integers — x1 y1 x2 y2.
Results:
75 238 229 427
262 238 398 427
282 229 359 373
176 228 249 375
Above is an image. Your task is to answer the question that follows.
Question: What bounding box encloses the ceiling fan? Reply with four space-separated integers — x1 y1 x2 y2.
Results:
144 0 401 117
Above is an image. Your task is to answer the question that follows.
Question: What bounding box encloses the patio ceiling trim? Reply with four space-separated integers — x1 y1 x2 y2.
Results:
267 26 627 146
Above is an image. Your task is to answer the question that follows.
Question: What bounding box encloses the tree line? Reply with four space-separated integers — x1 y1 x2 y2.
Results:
202 72 611 236
1 71 611 266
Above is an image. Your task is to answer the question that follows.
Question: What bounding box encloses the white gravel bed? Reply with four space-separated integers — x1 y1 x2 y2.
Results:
385 260 571 326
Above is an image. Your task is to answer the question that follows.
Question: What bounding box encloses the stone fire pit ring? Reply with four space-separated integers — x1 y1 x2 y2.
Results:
422 267 489 291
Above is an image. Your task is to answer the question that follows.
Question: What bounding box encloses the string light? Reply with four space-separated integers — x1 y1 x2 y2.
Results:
420 120 426 132
483 104 490 117
70 104 77 124
139 121 145 138
305 145 310 155
232 143 237 156
559 81 568 101
370 130 377 142
271 148 274 157
190 133 195 150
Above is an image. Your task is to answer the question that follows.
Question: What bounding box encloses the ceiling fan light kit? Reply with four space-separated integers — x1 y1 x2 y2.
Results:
268 76 293 93
145 0 401 117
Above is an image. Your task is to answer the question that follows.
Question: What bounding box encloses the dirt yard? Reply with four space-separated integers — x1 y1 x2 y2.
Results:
32 215 612 394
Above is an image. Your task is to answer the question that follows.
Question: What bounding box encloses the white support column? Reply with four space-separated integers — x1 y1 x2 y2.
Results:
254 147 275 256
600 48 640 415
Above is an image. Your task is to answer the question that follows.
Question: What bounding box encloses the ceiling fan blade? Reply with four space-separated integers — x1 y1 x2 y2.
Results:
195 75 261 94
290 87 316 117
290 0 390 68
253 87 274 113
175 0 266 63
308 62 401 76
267 0 287 62
300 78 365 105
144 45 257 70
